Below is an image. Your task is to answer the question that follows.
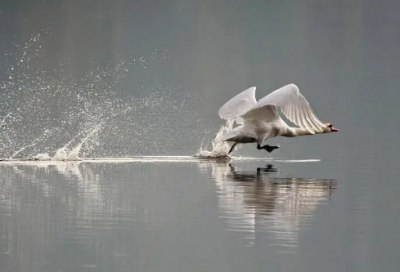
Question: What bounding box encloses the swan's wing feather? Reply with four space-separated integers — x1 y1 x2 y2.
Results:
241 84 325 132
218 87 257 124
240 104 280 123
220 125 256 142
220 126 243 142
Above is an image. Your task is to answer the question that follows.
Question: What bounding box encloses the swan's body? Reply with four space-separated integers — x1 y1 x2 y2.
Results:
218 84 338 154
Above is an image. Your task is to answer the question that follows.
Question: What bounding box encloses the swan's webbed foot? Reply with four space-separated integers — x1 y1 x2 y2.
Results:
266 145 280 153
257 144 280 153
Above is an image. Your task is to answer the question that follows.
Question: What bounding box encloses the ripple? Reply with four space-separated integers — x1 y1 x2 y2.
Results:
208 162 337 251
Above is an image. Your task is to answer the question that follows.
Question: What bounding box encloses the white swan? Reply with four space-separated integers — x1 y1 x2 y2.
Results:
218 83 338 154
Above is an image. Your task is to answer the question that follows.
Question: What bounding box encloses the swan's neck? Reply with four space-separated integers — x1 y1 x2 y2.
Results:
284 127 329 137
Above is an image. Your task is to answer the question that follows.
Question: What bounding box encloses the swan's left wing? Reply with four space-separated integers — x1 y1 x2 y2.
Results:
241 84 325 133
218 87 257 125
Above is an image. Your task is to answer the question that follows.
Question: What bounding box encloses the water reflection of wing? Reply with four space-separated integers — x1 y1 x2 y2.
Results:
208 161 336 249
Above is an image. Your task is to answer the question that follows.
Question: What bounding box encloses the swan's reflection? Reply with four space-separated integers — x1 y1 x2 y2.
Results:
209 161 336 250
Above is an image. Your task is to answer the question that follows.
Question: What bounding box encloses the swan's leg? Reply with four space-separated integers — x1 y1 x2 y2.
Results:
257 144 280 153
228 143 237 154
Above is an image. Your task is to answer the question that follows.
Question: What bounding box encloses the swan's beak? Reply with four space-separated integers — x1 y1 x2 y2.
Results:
331 126 339 132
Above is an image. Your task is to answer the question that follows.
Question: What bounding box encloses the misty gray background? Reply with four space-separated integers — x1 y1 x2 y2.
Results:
1 0 399 159
1 0 400 272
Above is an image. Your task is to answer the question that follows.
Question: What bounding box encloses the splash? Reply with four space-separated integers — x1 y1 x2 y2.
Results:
0 32 129 160
196 120 236 159
0 31 202 160
0 113 12 127
51 123 103 161
9 128 56 159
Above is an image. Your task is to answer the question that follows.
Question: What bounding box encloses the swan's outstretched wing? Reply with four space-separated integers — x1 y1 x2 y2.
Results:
241 84 325 133
218 87 257 125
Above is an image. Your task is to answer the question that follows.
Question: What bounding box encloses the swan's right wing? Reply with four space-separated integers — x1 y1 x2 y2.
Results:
218 87 257 125
241 84 325 133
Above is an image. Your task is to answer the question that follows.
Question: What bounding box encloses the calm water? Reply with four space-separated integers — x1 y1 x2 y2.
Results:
1 0 400 271
1 155 399 272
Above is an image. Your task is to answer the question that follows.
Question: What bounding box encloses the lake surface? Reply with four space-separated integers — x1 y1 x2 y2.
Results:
1 154 400 272
1 0 400 271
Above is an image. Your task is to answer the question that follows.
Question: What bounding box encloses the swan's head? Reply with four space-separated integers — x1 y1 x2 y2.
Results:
325 123 339 132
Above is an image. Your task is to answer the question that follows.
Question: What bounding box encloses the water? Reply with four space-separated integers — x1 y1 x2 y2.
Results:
1 158 399 272
1 0 400 271
0 160 335 271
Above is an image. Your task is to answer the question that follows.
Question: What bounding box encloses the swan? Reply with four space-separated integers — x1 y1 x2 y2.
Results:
218 83 338 154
